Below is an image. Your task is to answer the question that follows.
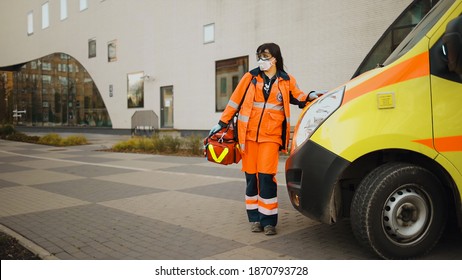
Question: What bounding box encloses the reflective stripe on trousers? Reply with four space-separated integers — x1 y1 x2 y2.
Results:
245 172 278 227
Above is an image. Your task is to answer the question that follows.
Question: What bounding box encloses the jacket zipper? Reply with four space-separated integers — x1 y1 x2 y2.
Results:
255 101 267 142
256 79 272 142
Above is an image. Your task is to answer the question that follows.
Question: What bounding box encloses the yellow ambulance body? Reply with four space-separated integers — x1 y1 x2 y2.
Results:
286 0 462 259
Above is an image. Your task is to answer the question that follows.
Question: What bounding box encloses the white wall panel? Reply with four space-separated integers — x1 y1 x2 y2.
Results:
0 0 412 129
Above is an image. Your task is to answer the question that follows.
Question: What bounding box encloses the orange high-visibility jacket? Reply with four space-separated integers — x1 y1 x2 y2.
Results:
219 68 309 153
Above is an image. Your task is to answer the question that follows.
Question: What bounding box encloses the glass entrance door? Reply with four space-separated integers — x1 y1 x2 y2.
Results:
160 86 173 128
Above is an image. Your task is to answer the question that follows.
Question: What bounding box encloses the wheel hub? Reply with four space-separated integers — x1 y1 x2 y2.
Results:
382 186 430 243
397 202 418 225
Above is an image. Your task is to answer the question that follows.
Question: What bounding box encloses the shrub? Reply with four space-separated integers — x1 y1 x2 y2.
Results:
61 135 88 146
112 141 130 151
38 133 62 146
111 134 206 156
0 124 15 138
5 132 40 143
185 135 204 156
36 133 88 146
163 135 181 153
135 136 155 151
151 135 167 153
112 137 152 152
1 130 87 146
113 138 139 152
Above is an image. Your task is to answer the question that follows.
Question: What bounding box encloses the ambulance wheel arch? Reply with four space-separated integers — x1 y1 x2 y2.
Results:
350 162 448 259
337 148 459 218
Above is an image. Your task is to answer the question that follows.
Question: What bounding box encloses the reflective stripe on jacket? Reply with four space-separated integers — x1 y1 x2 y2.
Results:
219 68 308 153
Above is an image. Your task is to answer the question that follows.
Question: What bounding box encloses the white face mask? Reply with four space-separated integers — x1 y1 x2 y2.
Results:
258 59 273 71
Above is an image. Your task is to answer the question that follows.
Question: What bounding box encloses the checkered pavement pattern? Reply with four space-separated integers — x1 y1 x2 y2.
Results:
0 139 460 260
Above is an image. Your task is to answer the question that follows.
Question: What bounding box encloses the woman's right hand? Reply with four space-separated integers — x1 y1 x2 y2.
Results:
209 124 223 136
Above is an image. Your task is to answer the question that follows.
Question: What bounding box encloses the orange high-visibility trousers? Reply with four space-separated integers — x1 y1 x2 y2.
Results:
242 140 279 227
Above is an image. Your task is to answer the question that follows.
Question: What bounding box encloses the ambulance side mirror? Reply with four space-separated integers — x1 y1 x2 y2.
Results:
442 16 462 75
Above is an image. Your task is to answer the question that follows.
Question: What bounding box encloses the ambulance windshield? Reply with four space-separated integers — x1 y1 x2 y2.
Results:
383 0 455 66
352 0 442 78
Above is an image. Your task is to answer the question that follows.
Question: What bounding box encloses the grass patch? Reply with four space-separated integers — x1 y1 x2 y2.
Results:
111 134 204 156
61 135 88 146
0 125 88 146
37 133 62 146
1 124 205 156
35 133 88 146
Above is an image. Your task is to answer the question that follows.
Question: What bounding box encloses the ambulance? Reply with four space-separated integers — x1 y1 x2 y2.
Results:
285 0 462 259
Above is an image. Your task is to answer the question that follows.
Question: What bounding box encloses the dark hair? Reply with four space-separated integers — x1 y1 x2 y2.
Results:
256 43 284 72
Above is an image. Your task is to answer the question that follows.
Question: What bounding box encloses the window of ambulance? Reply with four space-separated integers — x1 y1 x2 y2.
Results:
352 0 443 78
384 0 455 65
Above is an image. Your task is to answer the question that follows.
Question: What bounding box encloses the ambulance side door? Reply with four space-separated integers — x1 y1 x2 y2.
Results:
429 13 462 170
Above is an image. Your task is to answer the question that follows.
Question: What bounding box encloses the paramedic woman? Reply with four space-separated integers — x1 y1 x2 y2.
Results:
209 43 321 235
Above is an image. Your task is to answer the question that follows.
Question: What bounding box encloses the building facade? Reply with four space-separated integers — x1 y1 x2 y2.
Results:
1 0 424 131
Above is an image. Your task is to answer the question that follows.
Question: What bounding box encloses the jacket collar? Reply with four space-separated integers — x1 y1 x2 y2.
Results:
249 67 290 80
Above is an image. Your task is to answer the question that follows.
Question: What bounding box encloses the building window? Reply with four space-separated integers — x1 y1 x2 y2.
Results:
160 86 174 128
41 2 50 29
204 23 215 44
60 0 68 20
27 11 34 35
127 72 144 108
42 75 52 84
215 56 248 112
41 62 52 71
80 0 88 11
88 38 96 58
107 40 117 62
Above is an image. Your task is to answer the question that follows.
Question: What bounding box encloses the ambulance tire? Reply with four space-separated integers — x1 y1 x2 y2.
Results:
350 162 447 259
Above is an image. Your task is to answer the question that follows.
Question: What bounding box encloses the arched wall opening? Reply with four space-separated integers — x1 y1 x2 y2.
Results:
0 53 111 127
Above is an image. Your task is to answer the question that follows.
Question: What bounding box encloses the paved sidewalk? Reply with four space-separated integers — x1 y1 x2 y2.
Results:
1 138 461 260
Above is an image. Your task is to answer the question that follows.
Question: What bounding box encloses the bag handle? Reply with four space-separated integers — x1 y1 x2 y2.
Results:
217 126 231 143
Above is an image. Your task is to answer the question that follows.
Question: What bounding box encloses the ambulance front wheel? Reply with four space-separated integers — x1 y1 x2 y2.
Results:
350 162 448 259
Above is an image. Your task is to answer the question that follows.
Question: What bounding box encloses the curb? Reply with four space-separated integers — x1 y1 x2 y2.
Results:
0 224 59 260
